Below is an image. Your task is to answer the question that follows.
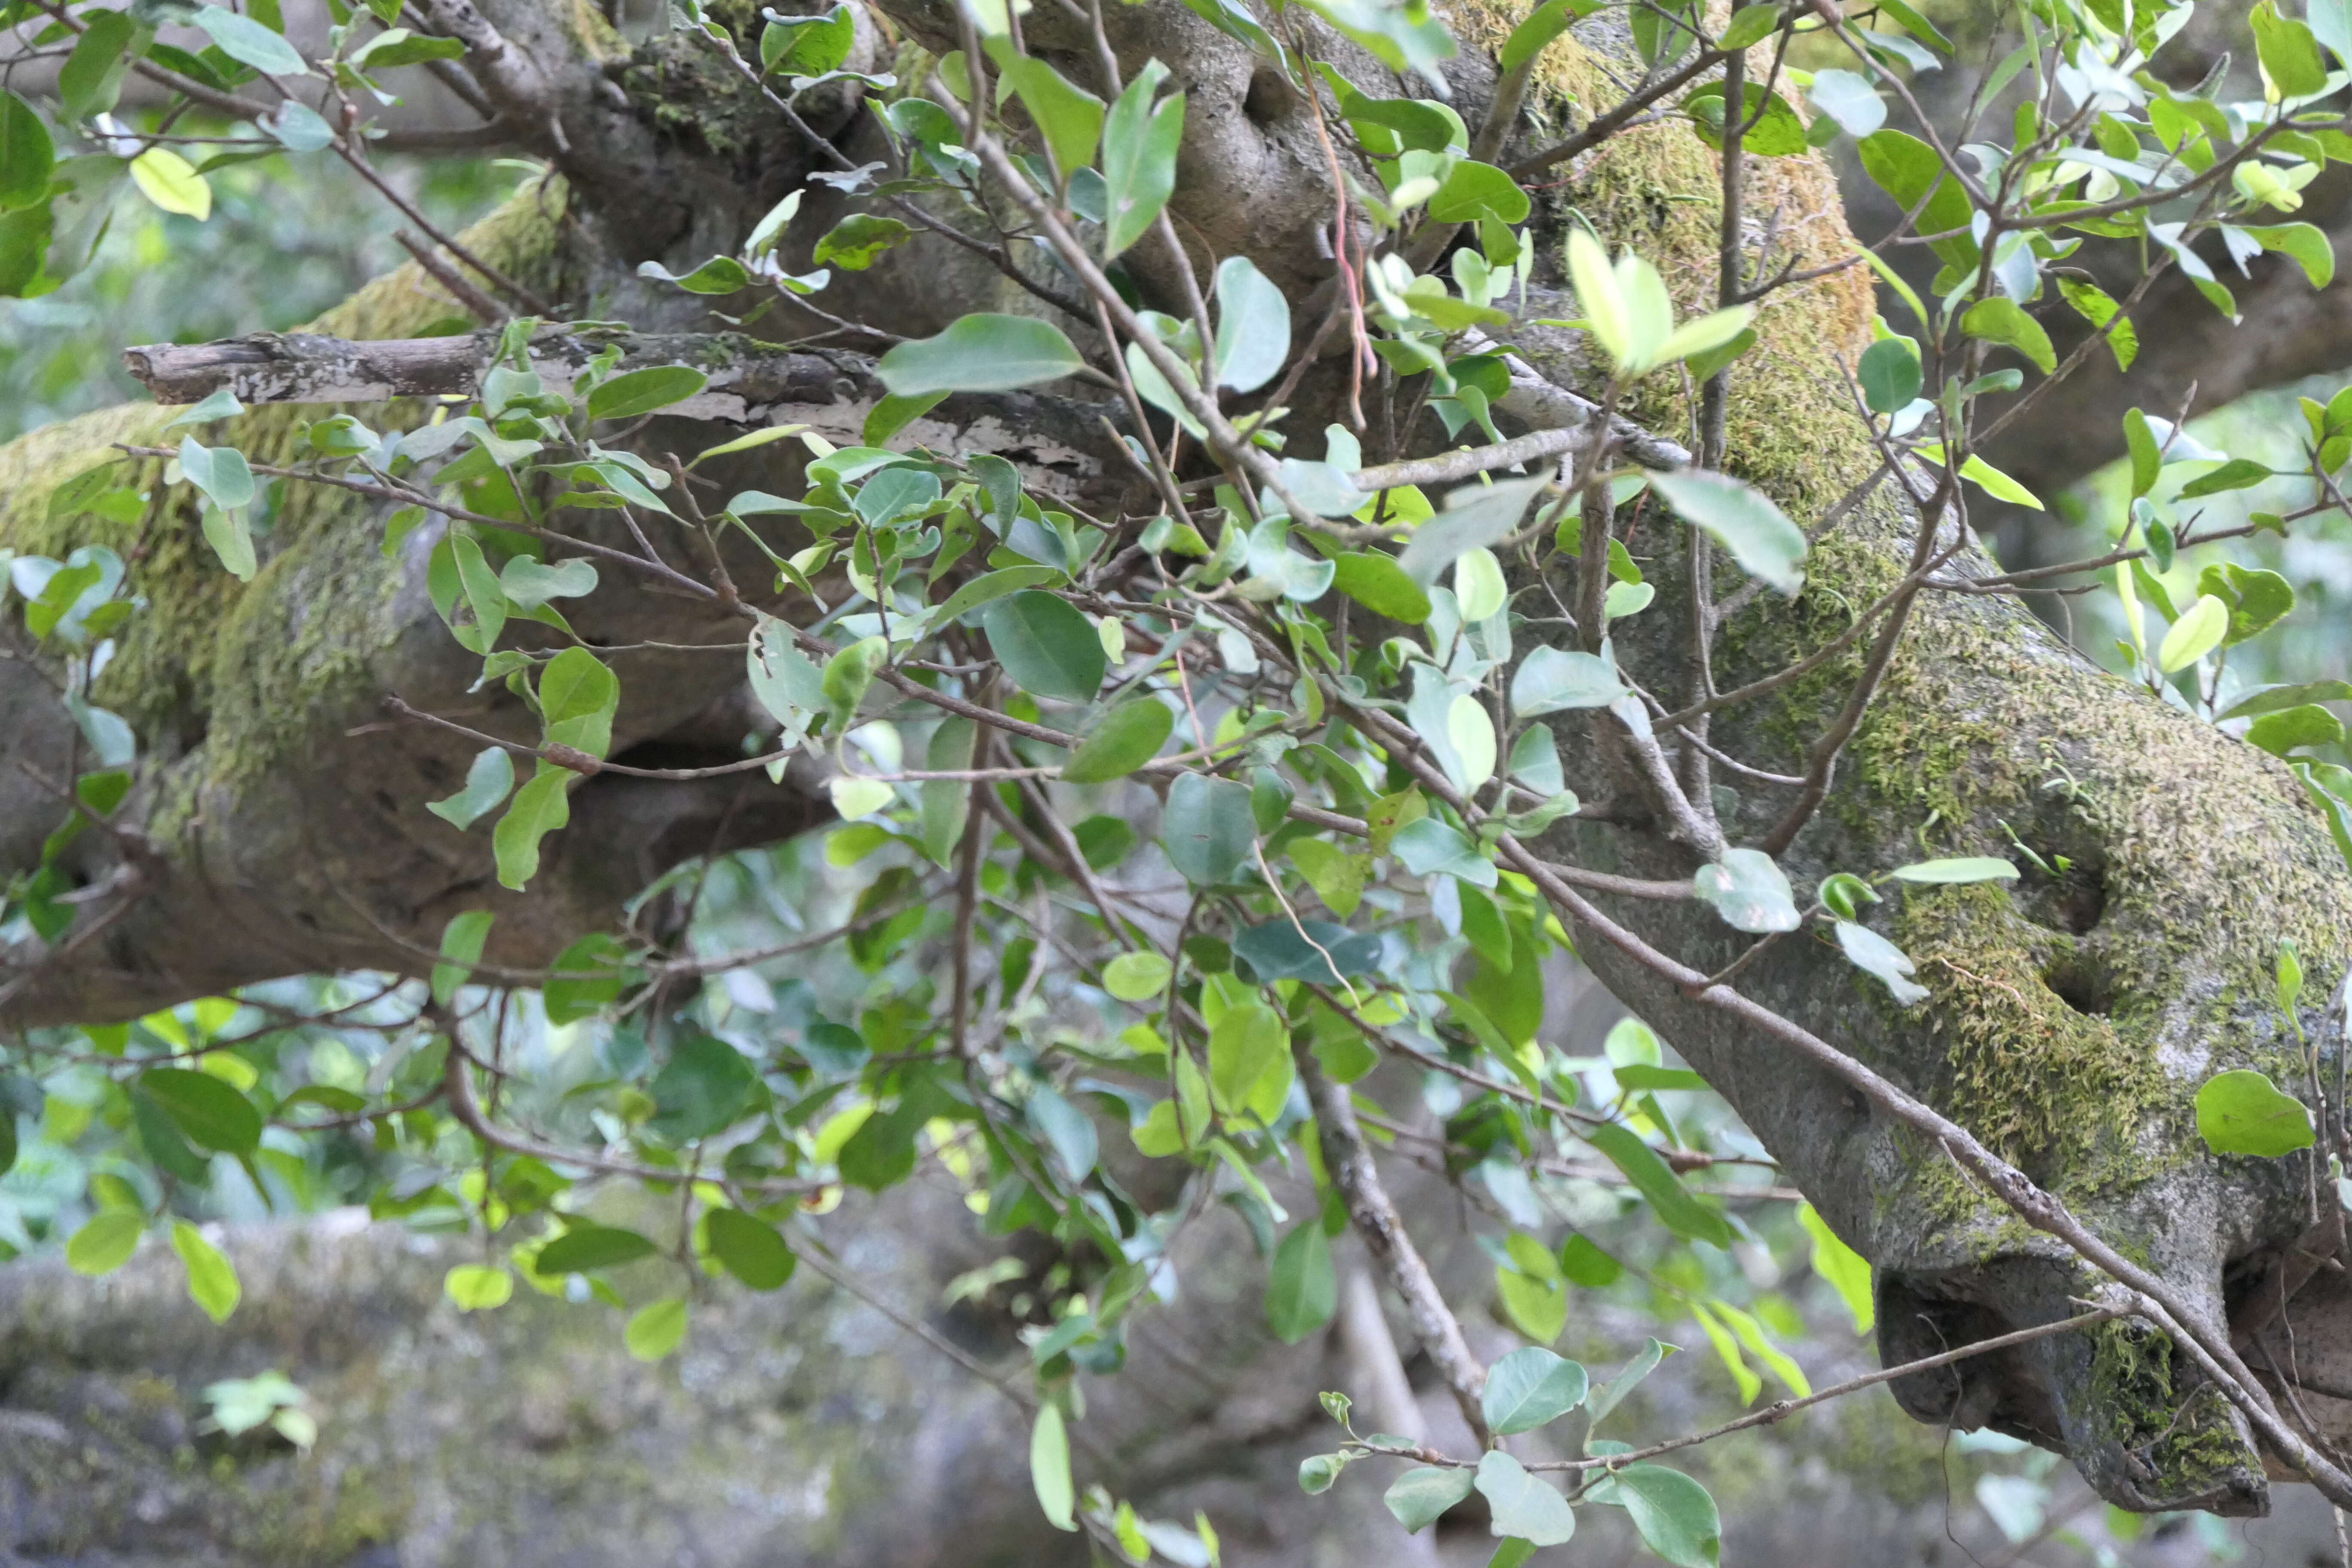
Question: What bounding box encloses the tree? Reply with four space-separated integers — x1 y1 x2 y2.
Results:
4 0 2352 1556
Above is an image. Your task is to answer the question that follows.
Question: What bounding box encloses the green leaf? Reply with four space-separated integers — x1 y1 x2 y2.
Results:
1031 1403 1078 1530
1329 551 1431 622
1211 255 1292 394
1512 646 1627 715
1560 1233 1621 1286
648 1036 760 1142
991 46 1104 178
178 434 254 510
1646 468 1804 595
1392 815 1499 889
760 3 853 74
1234 918 1379 984
1597 1465 1721 1567
67 1211 143 1276
539 646 619 759
492 767 572 891
2224 680 2352 719
982 590 1106 703
443 1263 514 1310
1693 848 1800 934
1589 1338 1674 1426
625 1296 689 1360
1834 919 1928 1005
1267 1219 1338 1342
1427 160 1530 224
200 503 256 581
1684 82 1807 156
586 365 707 421
545 931 630 1024
1398 475 1547 585
537 1224 659 1274
2060 278 2137 371
704 1207 796 1289
2195 1068 2314 1156
2253 0 2331 96
1482 1346 1590 1434
2177 458 2274 498
1104 949 1173 1001
2197 562 2296 644
171 1222 241 1323
1163 772 1256 885
636 255 751 294
142 1067 261 1154
1959 297 2055 375
1870 0 1951 49
879 313 1086 396
1584 1122 1732 1247
1887 856 2017 885
499 556 597 612
1210 1000 1286 1113
812 212 916 271
58 12 138 120
2159 593 2229 673
1064 698 1173 782
1857 337 1920 414
1102 61 1184 258
1386 1465 1478 1532
2246 222 2336 288
1500 0 1594 67
2124 408 2161 498
1474 1451 1577 1546
431 908 493 1004
1797 1202 1874 1333
193 5 307 73
0 90 55 211
1806 67 1885 137
2246 703 2344 756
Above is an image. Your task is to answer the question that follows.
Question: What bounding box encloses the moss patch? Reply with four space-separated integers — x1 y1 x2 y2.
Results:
2087 1317 2258 1498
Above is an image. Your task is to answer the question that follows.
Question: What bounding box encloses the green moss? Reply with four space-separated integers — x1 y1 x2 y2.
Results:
0 187 571 793
2087 1318 2257 1497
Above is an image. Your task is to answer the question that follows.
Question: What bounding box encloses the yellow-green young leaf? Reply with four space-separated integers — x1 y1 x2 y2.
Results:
1797 1203 1874 1332
1653 303 1755 367
1916 443 2045 509
1288 837 1366 918
172 1221 242 1323
67 1210 143 1276
2159 593 2230 672
444 1263 514 1310
1690 1301 1762 1403
492 766 573 891
1031 1403 1078 1530
625 1296 689 1360
1566 228 1629 368
1103 949 1173 1001
2196 1067 2315 1156
130 147 212 220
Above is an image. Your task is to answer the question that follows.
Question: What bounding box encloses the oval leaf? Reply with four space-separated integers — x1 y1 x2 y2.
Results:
877 312 1085 396
2196 1068 2315 1157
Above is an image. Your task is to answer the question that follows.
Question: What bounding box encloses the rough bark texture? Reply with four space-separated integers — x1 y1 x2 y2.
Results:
6 0 2352 1525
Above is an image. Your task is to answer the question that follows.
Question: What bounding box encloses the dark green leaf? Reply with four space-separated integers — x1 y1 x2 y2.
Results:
1232 919 1380 983
586 365 707 421
2246 703 2345 756
1102 61 1184 258
1063 698 1173 782
705 1207 797 1289
1386 1465 1477 1532
538 1224 660 1273
142 1067 262 1154
1857 337 1920 413
647 1036 760 1142
1583 1123 1731 1247
1266 1219 1337 1342
982 590 1106 703
1163 772 1255 885
879 313 1086 396
1482 1346 1590 1434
